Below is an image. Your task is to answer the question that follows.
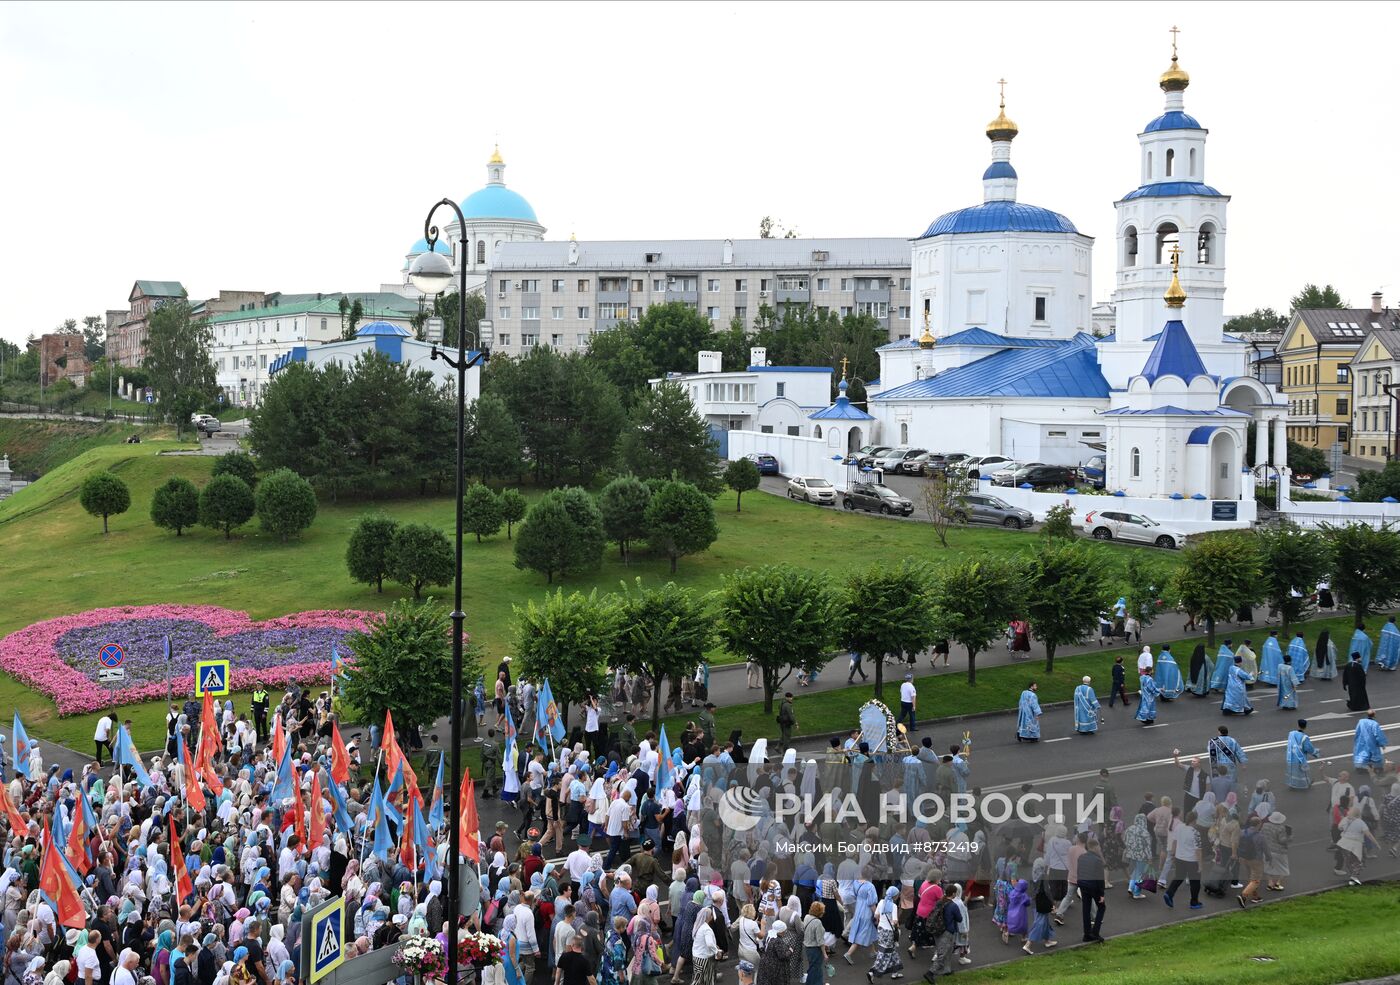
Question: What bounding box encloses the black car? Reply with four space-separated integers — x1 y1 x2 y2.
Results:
902 452 948 476
996 464 1077 489
842 482 915 516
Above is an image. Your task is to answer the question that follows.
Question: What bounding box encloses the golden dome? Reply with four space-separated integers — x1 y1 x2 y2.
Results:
1164 245 1187 308
919 311 937 349
489 144 504 165
986 78 1018 141
1159 54 1190 93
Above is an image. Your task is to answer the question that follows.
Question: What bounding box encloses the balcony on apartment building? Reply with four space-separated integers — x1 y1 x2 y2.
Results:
665 276 700 304
775 276 811 305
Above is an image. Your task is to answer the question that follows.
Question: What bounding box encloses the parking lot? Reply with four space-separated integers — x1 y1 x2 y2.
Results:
758 470 1045 532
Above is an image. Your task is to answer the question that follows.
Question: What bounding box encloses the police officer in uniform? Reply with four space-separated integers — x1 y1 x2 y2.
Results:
618 713 639 761
479 728 498 798
251 682 270 742
698 702 717 748
777 692 797 748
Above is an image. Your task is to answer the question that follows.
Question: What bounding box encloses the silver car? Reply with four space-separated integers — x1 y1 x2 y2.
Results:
949 493 1035 529
786 476 836 505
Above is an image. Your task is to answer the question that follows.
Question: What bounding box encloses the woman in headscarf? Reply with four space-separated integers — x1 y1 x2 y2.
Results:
756 917 794 985
1023 860 1057 954
817 863 843 939
265 926 289 974
690 908 718 985
990 859 1012 945
867 886 903 980
198 935 220 985
1315 630 1338 680
41 960 68 985
600 916 628 985
671 886 704 985
1123 812 1153 899
20 955 43 985
498 912 523 985
1186 644 1213 697
153 930 176 985
841 869 877 965
112 950 142 985
630 900 668 985
1006 877 1030 947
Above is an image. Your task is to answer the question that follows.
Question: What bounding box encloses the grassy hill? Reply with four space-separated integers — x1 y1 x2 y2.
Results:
0 418 169 475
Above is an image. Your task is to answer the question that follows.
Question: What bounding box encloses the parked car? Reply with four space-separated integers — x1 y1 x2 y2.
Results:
787 476 836 505
191 412 217 427
857 446 893 468
942 453 971 466
842 482 915 516
198 418 222 434
988 461 1037 485
948 493 1035 529
873 447 926 472
901 452 945 476
745 452 780 476
1078 455 1107 489
1078 509 1186 549
957 454 1015 478
1001 464 1077 489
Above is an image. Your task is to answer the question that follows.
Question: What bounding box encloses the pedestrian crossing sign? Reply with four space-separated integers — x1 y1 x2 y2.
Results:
194 660 230 697
309 897 345 981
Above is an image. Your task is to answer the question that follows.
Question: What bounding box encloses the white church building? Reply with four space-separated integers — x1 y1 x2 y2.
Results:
859 41 1284 501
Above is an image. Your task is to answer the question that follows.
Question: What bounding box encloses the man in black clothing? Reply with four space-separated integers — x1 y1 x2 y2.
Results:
241 921 271 985
173 945 199 985
555 937 595 985
1107 655 1130 707
1077 840 1107 942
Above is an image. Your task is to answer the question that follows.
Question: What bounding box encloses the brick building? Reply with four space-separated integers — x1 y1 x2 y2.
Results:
31 333 91 387
108 280 186 366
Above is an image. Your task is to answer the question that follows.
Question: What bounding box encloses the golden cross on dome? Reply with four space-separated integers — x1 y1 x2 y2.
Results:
1169 25 1180 58
997 78 1007 107
1170 243 1181 272
840 356 849 380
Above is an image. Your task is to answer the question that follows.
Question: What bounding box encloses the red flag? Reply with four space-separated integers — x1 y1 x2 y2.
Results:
272 713 286 767
291 775 308 852
169 816 194 904
39 833 85 929
181 741 207 813
381 710 401 780
0 785 28 836
459 767 480 863
65 793 91 876
309 771 326 851
398 796 417 869
330 721 350 786
197 691 222 769
201 759 224 798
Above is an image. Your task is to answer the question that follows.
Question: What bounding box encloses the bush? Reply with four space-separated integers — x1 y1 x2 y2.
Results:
254 467 318 541
498 488 527 539
723 458 761 512
79 472 131 534
346 513 399 593
644 480 719 574
514 489 604 583
388 523 454 598
211 450 258 487
1042 501 1075 539
462 483 503 542
150 476 200 536
199 473 255 539
598 475 651 560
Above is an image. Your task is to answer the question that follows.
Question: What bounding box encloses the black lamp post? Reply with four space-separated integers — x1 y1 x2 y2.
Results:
408 201 488 985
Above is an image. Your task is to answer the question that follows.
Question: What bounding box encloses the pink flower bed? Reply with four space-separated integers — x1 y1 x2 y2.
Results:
0 605 379 715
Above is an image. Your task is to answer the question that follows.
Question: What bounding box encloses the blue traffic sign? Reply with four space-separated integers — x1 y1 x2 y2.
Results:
194 660 230 697
309 897 345 981
99 644 125 669
146 393 154 404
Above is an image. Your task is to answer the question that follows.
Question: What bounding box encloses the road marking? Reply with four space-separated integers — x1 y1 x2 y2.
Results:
1320 699 1345 704
1044 737 1071 743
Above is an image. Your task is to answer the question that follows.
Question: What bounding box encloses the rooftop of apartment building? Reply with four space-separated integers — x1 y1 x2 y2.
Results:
492 237 910 271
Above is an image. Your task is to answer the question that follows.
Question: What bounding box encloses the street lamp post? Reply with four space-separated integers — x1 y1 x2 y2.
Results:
408 202 487 985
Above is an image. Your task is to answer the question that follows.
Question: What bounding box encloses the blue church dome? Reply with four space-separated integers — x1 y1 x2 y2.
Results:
981 160 1017 180
1120 181 1225 201
921 201 1078 238
356 321 411 338
460 185 538 222
1143 110 1203 133
408 237 452 256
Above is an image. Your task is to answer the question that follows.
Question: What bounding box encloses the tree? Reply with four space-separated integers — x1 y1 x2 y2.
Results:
920 471 973 548
615 580 713 730
840 559 939 698
644 480 719 574
254 467 318 541
462 483 503 542
144 300 217 437
598 475 651 561
1288 442 1329 478
464 393 524 483
79 472 130 534
338 297 365 340
149 476 199 536
1223 308 1288 335
1354 461 1400 502
434 290 486 350
1022 541 1111 672
1256 526 1334 635
724 458 761 512
758 216 798 239
716 564 839 713
513 589 617 727
1170 532 1263 647
1290 284 1345 310
927 557 1023 685
387 523 454 599
81 315 106 363
340 600 462 737
1324 523 1400 629
346 513 399 593
1041 501 1075 540
211 450 257 487
1122 553 1167 630
615 381 720 493
199 474 255 539
514 490 603 583
498 489 527 539
558 486 607 570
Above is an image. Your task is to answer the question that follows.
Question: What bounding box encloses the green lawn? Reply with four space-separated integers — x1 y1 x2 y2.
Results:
0 418 169 475
953 883 1400 985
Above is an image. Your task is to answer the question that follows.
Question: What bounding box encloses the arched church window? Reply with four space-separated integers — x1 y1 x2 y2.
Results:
1131 447 1141 478
1124 227 1138 267
1197 223 1215 264
477 240 486 265
1155 223 1179 264
814 426 822 439
1189 148 1197 176
900 423 909 444
1165 149 1175 177
1147 151 1153 178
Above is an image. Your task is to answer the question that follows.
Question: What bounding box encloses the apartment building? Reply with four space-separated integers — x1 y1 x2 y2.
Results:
485 238 911 358
1348 297 1400 462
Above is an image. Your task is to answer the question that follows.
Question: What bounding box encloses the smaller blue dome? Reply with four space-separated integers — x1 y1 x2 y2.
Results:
1143 110 1203 133
408 237 452 256
356 321 411 338
460 184 537 222
1120 181 1225 202
922 201 1078 238
982 161 1017 180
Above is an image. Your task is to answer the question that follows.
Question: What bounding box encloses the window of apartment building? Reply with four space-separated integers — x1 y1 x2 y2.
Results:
631 279 643 292
260 354 267 368
630 306 643 319
551 333 563 347
320 318 327 332
735 307 746 321
520 279 539 292
598 303 625 319
598 278 625 292
759 279 771 293
1337 365 1351 383
708 279 720 292
900 277 911 290
521 306 540 320
499 307 511 319
498 279 510 293
856 301 889 318
551 279 564 292
552 307 564 320
1336 397 1350 416
653 279 665 292
816 278 830 291
497 334 511 346
577 306 591 319
577 279 590 292
668 277 698 292
707 307 720 321
1339 426 1350 442
899 306 911 320
1034 296 1048 322
778 276 808 291
735 279 747 292
578 333 592 347
840 306 853 317
522 334 538 347
840 278 853 291
776 382 786 398
857 277 887 290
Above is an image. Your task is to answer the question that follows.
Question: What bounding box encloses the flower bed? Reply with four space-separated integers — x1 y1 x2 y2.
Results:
0 605 378 714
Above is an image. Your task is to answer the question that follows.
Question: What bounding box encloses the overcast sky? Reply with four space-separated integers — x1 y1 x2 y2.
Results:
2 1 1397 345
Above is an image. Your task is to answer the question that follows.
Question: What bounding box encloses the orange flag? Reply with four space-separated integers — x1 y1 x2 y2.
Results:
197 691 222 768
458 767 480 863
0 785 28 836
39 832 85 929
272 713 286 767
201 759 224 798
65 792 92 877
309 770 327 851
330 721 350 787
169 816 194 904
182 741 207 812
399 796 417 869
381 710 401 780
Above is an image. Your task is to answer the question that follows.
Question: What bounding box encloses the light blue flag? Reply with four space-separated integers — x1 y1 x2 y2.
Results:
656 724 673 792
428 756 445 831
271 742 295 803
366 776 384 830
327 773 353 835
411 796 429 865
114 725 153 788
503 703 519 774
11 713 31 779
537 680 566 744
372 791 394 860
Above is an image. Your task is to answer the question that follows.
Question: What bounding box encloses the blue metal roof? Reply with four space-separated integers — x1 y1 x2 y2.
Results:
1121 181 1225 201
877 338 919 351
810 381 874 420
460 184 538 222
982 161 1018 180
268 346 308 376
1101 405 1251 417
746 365 832 373
1143 110 1204 133
921 201 1079 238
871 335 1109 401
939 328 1065 348
867 378 880 387
1187 425 1221 445
1138 319 1208 383
408 237 452 256
356 321 411 338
